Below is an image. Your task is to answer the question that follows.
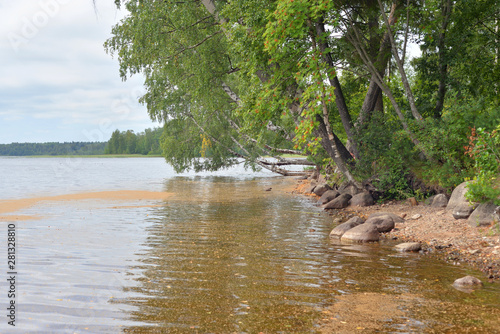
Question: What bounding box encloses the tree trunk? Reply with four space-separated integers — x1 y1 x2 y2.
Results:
315 21 360 160
434 0 453 118
357 2 398 129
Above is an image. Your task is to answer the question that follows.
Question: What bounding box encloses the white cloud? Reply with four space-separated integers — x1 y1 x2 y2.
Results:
0 0 155 144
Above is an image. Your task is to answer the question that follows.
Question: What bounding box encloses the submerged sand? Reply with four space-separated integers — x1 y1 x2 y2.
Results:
0 190 173 221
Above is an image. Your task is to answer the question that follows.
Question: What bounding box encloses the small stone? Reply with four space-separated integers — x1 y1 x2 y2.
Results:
411 214 422 220
395 242 422 252
431 194 449 208
468 249 481 255
452 202 477 220
407 197 418 206
453 275 483 286
401 213 407 219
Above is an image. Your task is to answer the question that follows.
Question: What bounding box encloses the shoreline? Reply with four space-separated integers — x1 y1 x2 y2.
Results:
292 179 500 280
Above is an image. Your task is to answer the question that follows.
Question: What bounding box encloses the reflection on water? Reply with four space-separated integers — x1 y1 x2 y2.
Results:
2 160 500 333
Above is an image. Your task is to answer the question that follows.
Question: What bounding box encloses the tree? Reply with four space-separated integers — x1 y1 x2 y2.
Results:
107 0 500 199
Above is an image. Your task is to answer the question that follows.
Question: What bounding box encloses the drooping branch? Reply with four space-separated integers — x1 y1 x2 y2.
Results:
194 115 311 176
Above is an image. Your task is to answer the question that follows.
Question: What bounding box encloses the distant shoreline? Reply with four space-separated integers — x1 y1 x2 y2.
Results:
0 154 163 158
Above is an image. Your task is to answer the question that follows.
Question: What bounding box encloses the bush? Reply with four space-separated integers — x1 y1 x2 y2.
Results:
465 126 500 205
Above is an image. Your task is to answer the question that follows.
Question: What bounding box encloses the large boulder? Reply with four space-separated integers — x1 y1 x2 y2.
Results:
317 190 340 205
329 216 365 238
365 215 395 233
446 181 471 211
323 193 352 210
367 212 405 224
349 191 374 207
340 184 361 197
431 194 449 208
341 223 380 242
468 201 499 227
313 183 332 197
452 202 477 220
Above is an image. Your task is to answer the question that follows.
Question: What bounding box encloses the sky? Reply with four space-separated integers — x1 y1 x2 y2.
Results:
0 0 157 144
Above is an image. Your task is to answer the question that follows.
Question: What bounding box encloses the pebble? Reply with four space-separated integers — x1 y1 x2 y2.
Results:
411 214 422 220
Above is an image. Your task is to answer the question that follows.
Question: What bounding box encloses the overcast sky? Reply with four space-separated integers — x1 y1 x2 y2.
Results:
0 0 157 144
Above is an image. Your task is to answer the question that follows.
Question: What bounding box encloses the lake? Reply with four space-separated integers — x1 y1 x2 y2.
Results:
1 157 499 333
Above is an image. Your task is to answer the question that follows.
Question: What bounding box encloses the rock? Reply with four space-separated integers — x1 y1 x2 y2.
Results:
395 242 422 252
424 195 436 206
323 193 352 210
349 191 374 207
329 216 365 238
339 183 361 196
305 183 317 194
447 181 471 211
453 275 483 287
411 214 422 220
407 197 418 206
313 183 332 197
431 194 449 208
317 190 340 205
296 175 308 180
468 201 498 227
364 215 395 233
308 169 319 181
452 202 477 220
341 223 380 243
264 187 272 191
367 212 405 224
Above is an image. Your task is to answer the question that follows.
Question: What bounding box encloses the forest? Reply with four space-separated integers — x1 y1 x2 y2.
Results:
0 142 106 156
104 128 163 155
106 0 499 203
0 128 163 156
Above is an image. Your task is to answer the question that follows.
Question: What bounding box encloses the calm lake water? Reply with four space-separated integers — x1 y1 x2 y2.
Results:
1 157 500 333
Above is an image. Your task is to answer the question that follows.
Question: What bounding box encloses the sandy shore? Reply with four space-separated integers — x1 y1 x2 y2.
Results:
0 190 173 221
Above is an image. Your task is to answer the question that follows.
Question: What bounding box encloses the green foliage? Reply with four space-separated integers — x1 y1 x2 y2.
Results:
353 113 417 200
104 128 163 155
465 126 500 205
414 94 500 190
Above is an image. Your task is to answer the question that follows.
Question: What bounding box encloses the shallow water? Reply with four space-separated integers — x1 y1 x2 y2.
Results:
1 158 500 333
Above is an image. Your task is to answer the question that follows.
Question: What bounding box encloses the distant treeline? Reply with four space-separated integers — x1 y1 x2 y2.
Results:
0 128 163 156
104 128 163 155
0 142 106 156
